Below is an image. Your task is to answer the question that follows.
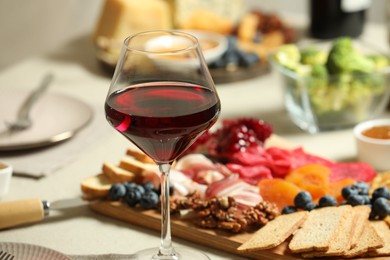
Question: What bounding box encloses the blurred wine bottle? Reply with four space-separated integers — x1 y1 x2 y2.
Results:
309 0 371 39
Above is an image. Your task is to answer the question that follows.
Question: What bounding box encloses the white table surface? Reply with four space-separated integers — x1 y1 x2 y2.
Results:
0 20 389 259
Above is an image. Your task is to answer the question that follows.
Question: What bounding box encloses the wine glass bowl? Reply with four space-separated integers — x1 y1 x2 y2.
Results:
104 30 221 259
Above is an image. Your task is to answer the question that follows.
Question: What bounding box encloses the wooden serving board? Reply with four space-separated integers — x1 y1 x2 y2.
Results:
90 201 297 260
88 135 385 259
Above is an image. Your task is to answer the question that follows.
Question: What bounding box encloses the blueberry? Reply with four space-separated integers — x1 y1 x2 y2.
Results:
304 202 317 211
362 195 371 205
143 182 157 192
341 186 358 200
282 206 297 214
352 182 370 195
108 183 126 201
318 195 337 207
294 191 312 209
347 194 365 206
124 182 137 191
124 182 146 196
372 187 390 201
372 197 390 219
124 189 142 207
140 191 159 209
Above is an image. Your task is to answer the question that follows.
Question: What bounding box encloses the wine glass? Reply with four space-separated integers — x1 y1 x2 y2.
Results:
104 30 221 259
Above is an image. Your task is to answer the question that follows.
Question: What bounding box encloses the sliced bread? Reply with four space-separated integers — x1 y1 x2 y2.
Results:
80 173 115 199
119 156 157 175
102 162 139 183
126 148 154 164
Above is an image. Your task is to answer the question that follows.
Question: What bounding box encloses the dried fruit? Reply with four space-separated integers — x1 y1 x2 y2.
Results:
285 164 330 201
257 178 301 211
328 178 356 203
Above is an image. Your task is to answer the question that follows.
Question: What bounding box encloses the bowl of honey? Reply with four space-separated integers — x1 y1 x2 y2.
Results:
354 118 390 171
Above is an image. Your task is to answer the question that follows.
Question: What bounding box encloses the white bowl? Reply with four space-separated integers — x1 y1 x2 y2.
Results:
354 118 390 171
145 30 228 68
0 162 12 199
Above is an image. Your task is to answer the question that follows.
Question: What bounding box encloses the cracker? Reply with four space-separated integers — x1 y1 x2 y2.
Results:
289 205 352 253
342 220 384 258
302 206 355 258
366 220 390 257
237 211 309 252
349 205 371 248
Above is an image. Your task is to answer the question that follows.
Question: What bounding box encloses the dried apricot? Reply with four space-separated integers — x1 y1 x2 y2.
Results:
285 164 330 202
329 178 356 203
257 178 301 211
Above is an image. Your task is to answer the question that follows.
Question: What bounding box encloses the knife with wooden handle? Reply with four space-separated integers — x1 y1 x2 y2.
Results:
0 197 88 230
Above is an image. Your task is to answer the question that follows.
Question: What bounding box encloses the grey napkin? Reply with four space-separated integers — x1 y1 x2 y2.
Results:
0 105 112 178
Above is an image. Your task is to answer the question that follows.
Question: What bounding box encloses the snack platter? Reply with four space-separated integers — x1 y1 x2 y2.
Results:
81 119 390 259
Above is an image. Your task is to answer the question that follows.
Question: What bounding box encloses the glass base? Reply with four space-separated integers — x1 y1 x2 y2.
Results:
134 247 210 260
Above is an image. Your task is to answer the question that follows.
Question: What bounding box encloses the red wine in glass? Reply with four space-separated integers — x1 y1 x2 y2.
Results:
105 30 220 259
105 81 220 163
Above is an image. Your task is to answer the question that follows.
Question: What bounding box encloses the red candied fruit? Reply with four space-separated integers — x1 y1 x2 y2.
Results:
185 117 273 157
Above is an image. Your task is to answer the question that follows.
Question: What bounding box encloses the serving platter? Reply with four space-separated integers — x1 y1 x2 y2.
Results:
87 135 385 259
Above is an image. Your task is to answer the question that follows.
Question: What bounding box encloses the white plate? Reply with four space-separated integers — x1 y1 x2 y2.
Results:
0 242 71 260
0 89 93 151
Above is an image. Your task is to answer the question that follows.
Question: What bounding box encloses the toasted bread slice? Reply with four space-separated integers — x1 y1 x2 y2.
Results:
126 148 154 164
289 205 352 253
342 220 384 258
237 211 309 252
119 156 157 175
80 173 114 199
366 220 390 257
302 206 355 258
102 162 139 183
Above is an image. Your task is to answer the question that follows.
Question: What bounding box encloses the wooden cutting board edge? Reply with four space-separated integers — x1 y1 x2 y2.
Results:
90 201 299 260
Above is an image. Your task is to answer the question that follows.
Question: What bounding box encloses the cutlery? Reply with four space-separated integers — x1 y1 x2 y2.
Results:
0 251 14 260
5 73 54 132
0 197 89 230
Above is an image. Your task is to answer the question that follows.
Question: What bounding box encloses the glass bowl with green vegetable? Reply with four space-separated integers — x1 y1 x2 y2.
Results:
270 37 390 134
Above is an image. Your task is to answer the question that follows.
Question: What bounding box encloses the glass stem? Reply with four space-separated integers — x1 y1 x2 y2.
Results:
157 163 176 258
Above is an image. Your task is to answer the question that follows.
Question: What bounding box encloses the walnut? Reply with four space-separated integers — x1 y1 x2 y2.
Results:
169 193 280 233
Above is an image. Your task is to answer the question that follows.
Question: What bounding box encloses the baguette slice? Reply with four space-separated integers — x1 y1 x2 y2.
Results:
342 220 384 258
366 220 390 257
102 162 139 183
80 173 114 199
119 156 157 175
289 205 352 253
237 211 309 252
126 148 154 164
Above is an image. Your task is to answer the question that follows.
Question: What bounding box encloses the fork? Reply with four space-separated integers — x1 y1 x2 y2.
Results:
0 251 14 260
5 73 54 131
